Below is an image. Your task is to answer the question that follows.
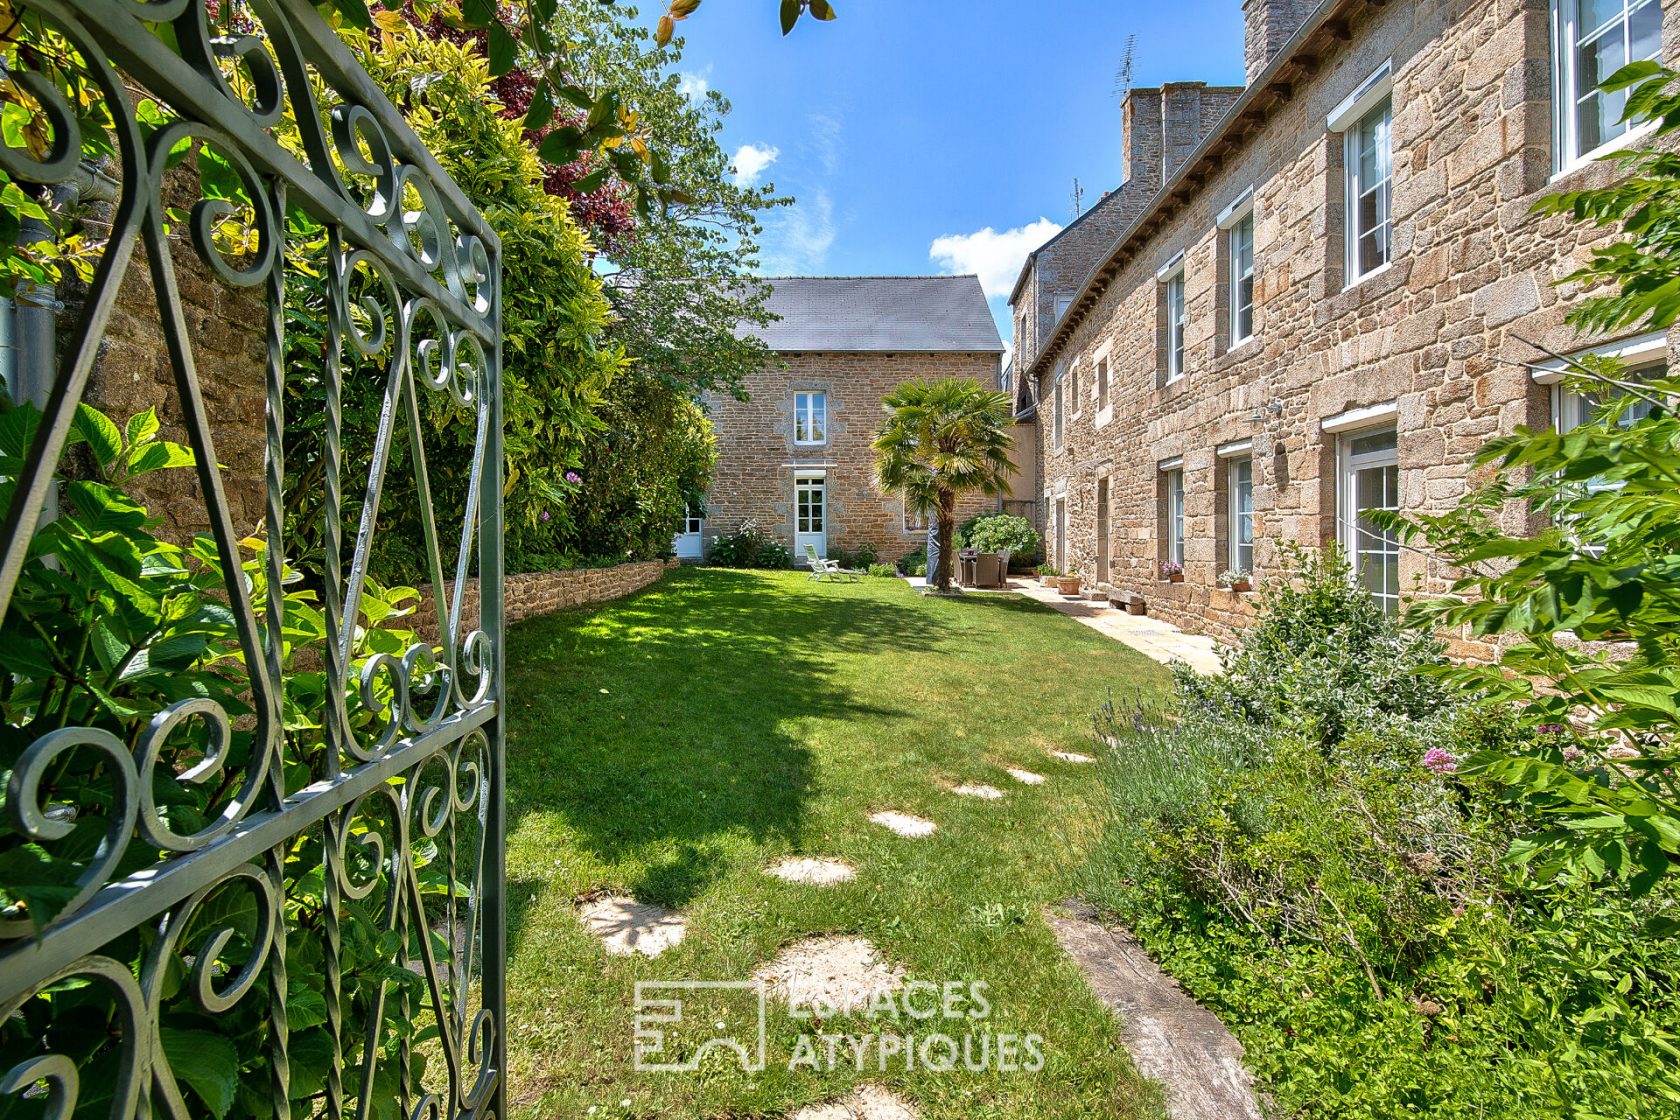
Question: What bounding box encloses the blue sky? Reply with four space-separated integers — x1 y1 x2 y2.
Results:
653 0 1248 347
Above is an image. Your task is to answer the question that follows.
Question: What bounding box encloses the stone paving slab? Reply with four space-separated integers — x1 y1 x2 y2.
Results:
1005 580 1224 675
1049 903 1264 1120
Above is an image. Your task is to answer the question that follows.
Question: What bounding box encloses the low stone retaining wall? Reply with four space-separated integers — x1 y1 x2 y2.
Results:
412 558 677 640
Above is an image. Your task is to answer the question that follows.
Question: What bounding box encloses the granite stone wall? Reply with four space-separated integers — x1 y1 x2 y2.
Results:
410 558 678 641
702 349 1004 564
1028 0 1680 656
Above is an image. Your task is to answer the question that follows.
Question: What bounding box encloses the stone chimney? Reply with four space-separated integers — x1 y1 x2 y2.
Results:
1123 83 1246 191
1121 87 1165 189
1243 0 1317 83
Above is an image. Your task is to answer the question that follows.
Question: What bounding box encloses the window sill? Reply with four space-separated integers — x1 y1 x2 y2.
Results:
1094 405 1115 430
1319 259 1409 324
1551 121 1659 185
1213 335 1262 373
1341 260 1393 293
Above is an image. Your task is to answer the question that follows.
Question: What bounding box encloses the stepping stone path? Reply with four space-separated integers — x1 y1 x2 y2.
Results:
1005 767 1046 785
765 856 857 886
1049 902 1264 1120
790 1084 921 1119
1048 749 1097 764
576 894 686 958
869 810 937 837
951 783 1005 800
753 935 905 1015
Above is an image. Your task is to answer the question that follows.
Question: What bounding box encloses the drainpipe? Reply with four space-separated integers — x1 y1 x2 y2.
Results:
5 162 120 531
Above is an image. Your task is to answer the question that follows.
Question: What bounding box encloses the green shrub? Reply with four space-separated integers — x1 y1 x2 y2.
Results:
1175 544 1450 746
964 512 1039 555
828 542 880 570
897 545 927 577
867 563 898 578
707 521 793 570
1081 544 1680 1119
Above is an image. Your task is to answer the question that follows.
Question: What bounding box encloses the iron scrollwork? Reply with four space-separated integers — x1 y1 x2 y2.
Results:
0 1 507 1119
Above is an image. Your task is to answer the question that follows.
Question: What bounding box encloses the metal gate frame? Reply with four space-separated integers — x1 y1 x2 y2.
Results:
0 1 506 1117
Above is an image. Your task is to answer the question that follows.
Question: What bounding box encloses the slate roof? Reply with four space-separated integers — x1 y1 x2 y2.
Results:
743 275 1004 353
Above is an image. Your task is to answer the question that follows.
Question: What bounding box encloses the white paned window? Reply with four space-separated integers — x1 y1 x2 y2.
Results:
1338 427 1401 614
1230 213 1255 344
793 391 827 445
682 506 703 535
796 476 825 534
1097 354 1110 412
1054 293 1074 320
1228 457 1254 573
1165 469 1185 565
1165 271 1186 383
1554 0 1663 170
1345 97 1393 283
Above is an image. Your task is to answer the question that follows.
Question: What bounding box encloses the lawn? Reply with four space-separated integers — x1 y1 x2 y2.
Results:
502 567 1175 1119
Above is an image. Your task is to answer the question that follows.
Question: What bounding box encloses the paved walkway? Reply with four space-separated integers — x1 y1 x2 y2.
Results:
907 576 1224 675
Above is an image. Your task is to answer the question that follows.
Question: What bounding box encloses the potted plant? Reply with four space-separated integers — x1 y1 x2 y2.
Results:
1218 568 1252 593
1036 563 1062 587
1056 573 1083 596
1161 560 1184 583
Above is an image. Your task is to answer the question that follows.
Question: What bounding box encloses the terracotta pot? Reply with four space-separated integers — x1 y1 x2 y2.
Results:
1040 574 1059 586
1228 580 1251 593
1168 572 1184 583
1056 576 1082 596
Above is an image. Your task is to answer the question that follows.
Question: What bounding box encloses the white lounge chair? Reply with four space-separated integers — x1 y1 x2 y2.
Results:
804 544 861 582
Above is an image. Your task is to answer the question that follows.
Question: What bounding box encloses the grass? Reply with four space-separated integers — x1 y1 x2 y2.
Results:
503 567 1175 1119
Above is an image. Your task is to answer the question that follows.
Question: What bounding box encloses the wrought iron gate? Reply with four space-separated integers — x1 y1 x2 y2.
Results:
0 0 506 1117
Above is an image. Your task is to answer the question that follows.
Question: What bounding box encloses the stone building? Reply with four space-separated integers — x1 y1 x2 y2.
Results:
1013 0 1677 652
683 275 1006 564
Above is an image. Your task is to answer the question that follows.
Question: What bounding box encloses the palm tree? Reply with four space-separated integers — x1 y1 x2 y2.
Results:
873 378 1017 592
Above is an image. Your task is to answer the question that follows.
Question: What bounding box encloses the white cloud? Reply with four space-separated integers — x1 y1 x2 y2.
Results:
731 143 781 187
761 190 835 274
677 68 712 100
928 218 1064 301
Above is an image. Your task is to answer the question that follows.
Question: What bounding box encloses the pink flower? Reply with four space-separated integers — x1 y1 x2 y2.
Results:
1562 745 1584 762
565 471 583 484
1421 748 1459 775
540 510 550 522
1535 723 1567 736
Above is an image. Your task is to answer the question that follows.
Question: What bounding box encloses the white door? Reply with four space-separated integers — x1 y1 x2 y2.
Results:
674 505 704 559
795 475 827 560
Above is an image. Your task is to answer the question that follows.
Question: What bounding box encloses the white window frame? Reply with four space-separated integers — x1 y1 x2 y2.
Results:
1159 258 1187 384
1054 292 1075 321
1226 455 1255 574
1229 215 1256 345
1551 0 1663 174
1162 463 1185 567
1217 189 1257 347
1070 359 1082 416
1096 351 1110 414
682 505 704 536
1329 62 1395 288
795 472 826 535
793 390 828 446
1545 333 1668 432
1343 98 1393 286
1336 426 1401 615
